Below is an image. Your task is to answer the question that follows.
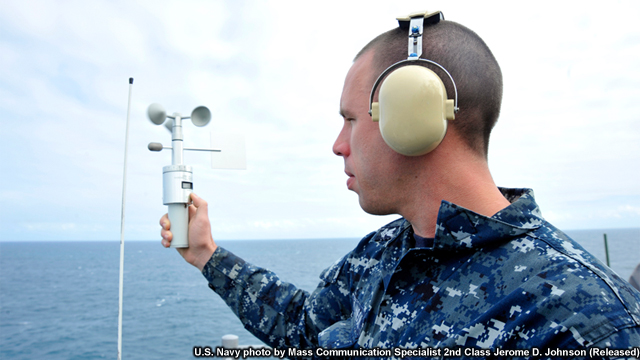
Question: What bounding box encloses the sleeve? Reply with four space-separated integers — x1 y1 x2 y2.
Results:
202 246 353 350
588 325 640 359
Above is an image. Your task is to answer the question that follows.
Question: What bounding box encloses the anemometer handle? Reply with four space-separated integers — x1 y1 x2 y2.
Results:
163 165 193 248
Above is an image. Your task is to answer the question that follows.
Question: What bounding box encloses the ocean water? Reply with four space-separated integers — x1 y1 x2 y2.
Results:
1 228 638 359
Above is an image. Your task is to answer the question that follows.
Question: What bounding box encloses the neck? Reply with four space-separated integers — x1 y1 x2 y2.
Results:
397 135 510 238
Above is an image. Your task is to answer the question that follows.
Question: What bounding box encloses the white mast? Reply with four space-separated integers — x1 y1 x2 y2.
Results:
118 77 134 360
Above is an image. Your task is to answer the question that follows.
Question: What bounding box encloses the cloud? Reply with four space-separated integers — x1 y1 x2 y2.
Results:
0 0 638 242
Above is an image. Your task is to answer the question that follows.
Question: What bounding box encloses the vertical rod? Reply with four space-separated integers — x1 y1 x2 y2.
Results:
171 114 184 165
118 77 134 360
603 233 610 267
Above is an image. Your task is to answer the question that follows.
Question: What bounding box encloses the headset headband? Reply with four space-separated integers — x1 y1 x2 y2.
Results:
368 11 459 116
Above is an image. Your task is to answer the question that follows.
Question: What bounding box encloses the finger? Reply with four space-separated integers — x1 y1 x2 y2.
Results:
188 203 197 221
160 213 170 230
161 228 173 241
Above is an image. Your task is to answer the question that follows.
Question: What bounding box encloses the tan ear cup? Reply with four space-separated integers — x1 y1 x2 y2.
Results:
373 65 453 156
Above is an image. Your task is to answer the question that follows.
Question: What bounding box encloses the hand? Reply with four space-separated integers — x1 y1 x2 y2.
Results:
160 193 218 271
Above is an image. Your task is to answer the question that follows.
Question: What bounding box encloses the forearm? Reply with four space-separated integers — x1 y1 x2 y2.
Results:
202 247 322 349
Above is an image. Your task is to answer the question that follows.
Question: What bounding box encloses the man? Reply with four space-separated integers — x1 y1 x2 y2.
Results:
160 11 640 356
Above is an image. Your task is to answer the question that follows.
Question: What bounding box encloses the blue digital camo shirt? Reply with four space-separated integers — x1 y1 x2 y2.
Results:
203 188 640 357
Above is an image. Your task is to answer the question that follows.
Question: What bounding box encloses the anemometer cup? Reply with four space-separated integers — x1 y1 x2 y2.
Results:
148 103 167 125
191 106 211 127
147 103 212 131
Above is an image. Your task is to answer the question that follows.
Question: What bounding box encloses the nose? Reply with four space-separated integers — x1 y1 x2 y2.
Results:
333 123 350 157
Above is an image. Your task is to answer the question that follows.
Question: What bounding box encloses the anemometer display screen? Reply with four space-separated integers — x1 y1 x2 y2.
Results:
181 182 193 190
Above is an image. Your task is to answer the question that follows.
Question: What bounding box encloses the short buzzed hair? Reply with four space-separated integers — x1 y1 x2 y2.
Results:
356 20 503 158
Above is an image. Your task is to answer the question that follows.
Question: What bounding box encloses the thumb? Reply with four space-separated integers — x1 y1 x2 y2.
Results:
190 192 207 209
189 193 208 218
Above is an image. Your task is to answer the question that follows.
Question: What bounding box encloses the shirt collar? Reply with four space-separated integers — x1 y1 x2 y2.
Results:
405 188 545 251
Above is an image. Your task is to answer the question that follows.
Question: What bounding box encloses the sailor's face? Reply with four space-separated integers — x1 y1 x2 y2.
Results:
333 51 407 215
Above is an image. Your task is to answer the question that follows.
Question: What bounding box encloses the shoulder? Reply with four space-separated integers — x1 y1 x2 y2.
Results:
508 222 640 347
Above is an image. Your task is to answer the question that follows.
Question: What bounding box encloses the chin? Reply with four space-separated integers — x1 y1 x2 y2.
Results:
358 197 396 216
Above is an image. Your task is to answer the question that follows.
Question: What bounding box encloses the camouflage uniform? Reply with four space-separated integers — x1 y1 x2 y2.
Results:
203 188 640 358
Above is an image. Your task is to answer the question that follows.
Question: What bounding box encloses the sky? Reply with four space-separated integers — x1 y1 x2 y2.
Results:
0 0 638 242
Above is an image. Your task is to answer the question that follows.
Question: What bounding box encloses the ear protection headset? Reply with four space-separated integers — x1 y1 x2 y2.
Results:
369 11 459 156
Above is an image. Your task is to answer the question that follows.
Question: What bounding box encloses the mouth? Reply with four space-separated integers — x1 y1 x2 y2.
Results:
345 170 355 189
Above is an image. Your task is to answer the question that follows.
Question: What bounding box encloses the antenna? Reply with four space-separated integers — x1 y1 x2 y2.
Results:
147 103 245 248
118 77 134 360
